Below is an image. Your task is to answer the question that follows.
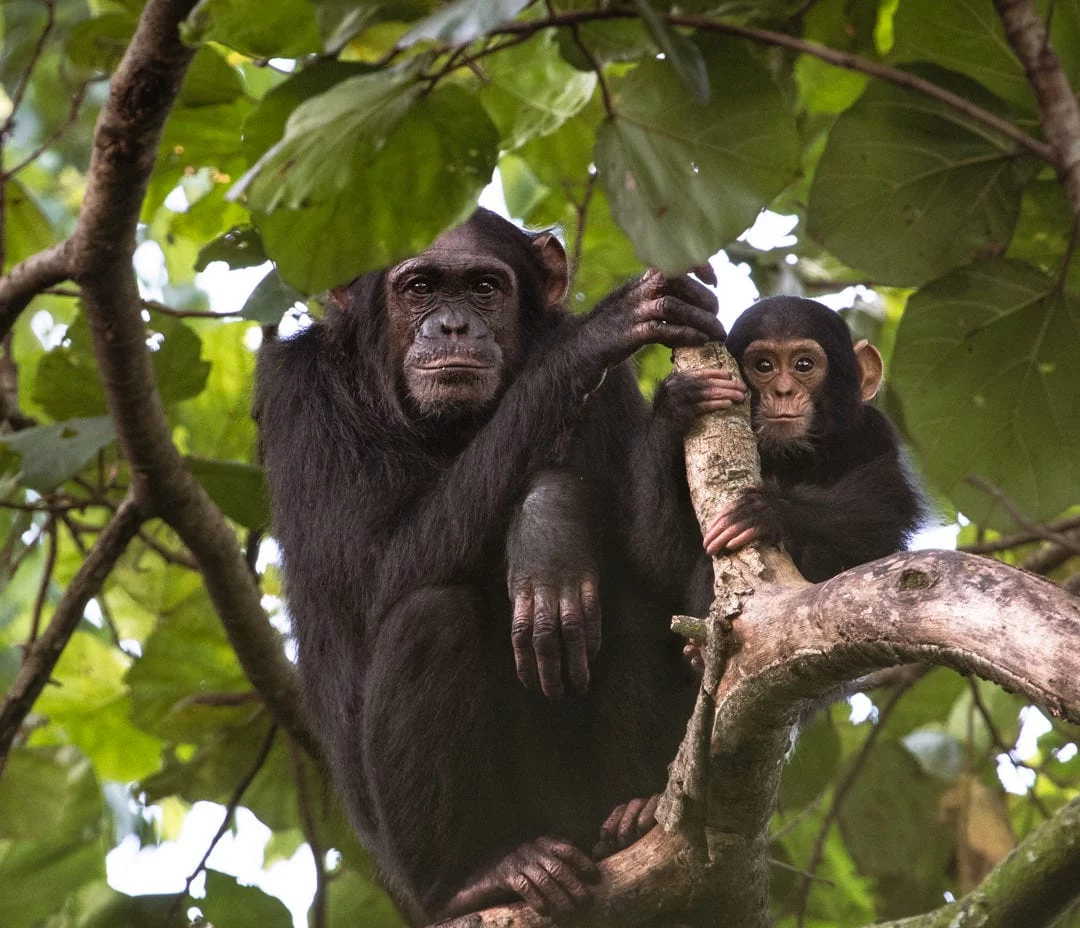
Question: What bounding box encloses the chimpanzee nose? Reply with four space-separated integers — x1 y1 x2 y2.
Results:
421 307 473 340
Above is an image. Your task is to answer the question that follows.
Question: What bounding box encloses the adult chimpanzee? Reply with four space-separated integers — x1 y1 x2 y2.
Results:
698 295 924 580
255 209 725 925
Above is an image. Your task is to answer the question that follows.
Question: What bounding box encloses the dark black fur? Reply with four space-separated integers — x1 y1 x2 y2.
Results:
255 211 717 924
724 296 924 581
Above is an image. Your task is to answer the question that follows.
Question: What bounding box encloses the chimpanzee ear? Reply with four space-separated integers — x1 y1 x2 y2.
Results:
329 285 349 308
854 338 884 401
532 231 569 307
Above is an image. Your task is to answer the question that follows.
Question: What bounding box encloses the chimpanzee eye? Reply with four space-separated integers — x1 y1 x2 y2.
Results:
754 358 774 374
408 279 432 295
473 278 498 295
794 357 815 373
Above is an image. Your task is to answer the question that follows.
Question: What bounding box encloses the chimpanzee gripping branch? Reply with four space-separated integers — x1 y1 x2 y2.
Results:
439 341 1080 928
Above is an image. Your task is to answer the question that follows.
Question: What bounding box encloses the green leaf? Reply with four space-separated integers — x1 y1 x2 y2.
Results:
892 0 1080 112
239 267 304 323
242 67 424 213
186 457 270 529
1 416 115 492
0 746 105 928
891 259 1080 528
200 870 292 928
3 178 55 272
782 713 842 808
400 0 530 47
195 224 269 272
50 884 187 928
254 84 498 291
181 0 322 58
478 33 596 151
242 60 374 164
555 13 652 69
882 667 966 736
902 726 966 780
0 749 70 839
64 12 137 75
327 869 405 928
596 38 799 273
631 0 710 105
32 632 162 782
807 66 1039 287
177 46 246 107
126 587 252 742
838 739 953 917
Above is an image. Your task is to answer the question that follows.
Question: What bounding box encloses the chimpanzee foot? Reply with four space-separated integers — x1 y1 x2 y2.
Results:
592 795 660 859
436 837 598 920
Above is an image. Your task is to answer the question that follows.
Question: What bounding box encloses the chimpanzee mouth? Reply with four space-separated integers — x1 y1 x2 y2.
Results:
417 360 493 372
764 414 805 421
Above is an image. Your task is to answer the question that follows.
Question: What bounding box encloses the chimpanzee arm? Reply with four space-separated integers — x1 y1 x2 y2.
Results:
707 453 923 581
506 469 601 699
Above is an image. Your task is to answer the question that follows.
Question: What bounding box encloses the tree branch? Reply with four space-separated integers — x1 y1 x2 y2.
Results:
994 0 1080 216
490 9 1054 163
0 490 145 772
0 241 73 342
65 0 316 759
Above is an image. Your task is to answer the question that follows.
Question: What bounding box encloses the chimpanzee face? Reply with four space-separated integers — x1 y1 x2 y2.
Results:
386 225 522 414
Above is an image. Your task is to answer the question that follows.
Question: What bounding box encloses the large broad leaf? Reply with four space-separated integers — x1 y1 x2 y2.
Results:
241 60 374 164
200 870 292 928
631 0 710 104
32 314 210 420
177 46 246 107
240 66 423 212
3 178 54 272
181 0 322 58
252 84 498 291
595 38 799 273
0 746 105 928
478 32 596 151
239 267 304 324
64 12 137 75
807 67 1039 287
0 416 115 491
187 457 270 529
400 0 530 47
195 224 268 272
892 0 1080 112
891 259 1080 529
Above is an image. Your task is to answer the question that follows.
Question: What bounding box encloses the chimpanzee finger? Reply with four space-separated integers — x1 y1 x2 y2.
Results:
722 526 760 551
690 262 718 286
531 585 564 700
650 295 726 341
640 795 660 832
702 504 735 550
617 797 648 847
560 589 589 695
521 862 575 914
580 578 601 661
683 641 704 673
542 838 600 880
534 851 592 907
661 274 719 316
510 585 540 691
706 518 757 553
508 868 550 915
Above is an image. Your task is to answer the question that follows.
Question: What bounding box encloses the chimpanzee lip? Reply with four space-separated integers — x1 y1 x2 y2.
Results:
417 360 492 371
763 413 805 420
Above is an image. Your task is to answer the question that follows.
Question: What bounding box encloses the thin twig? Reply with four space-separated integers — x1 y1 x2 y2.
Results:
43 287 237 320
26 517 58 648
960 514 1080 554
3 81 93 180
57 513 125 649
289 739 328 928
171 722 278 918
0 0 56 146
967 475 1080 556
791 683 912 926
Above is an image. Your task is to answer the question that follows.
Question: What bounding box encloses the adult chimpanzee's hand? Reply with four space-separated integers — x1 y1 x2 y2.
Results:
584 268 726 369
435 837 599 920
509 573 601 700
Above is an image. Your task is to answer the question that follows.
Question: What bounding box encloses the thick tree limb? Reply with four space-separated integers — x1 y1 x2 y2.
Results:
66 0 315 758
0 491 144 770
994 0 1080 216
0 241 72 342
